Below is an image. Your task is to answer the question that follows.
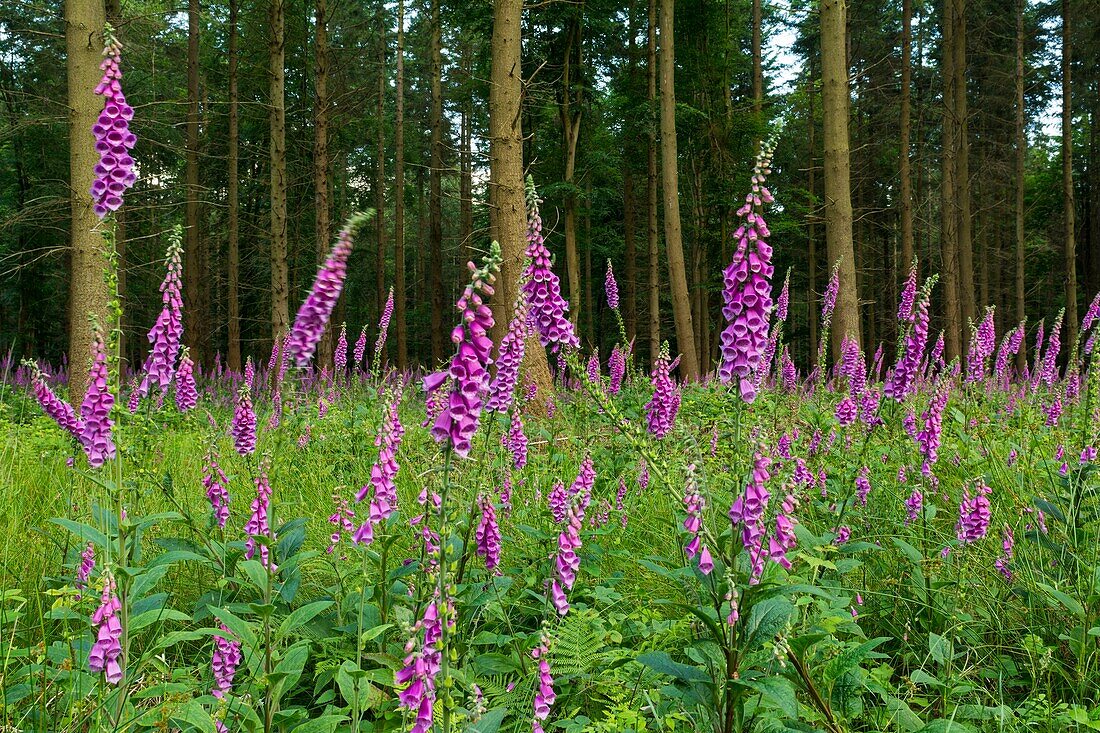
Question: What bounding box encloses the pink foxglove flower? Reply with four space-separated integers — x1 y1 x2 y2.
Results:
965 306 996 384
175 348 197 412
718 140 776 401
604 259 620 310
80 327 116 468
522 177 579 351
956 481 991 543
532 639 556 732
244 461 276 570
289 213 371 366
424 245 500 457
26 362 84 439
334 322 348 374
76 543 95 598
354 325 368 369
682 465 712 575
230 384 256 456
487 292 528 413
137 230 184 400
90 28 137 217
88 572 123 684
729 449 772 583
475 493 502 572
396 599 442 733
211 624 242 698
373 287 394 373
645 346 680 439
608 345 626 395
354 382 405 544
203 448 231 528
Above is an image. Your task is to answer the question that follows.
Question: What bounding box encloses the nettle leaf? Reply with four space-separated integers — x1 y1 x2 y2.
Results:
636 651 711 685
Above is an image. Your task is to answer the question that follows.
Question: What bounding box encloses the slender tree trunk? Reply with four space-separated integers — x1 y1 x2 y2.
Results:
489 0 554 403
658 0 698 379
184 0 203 365
460 46 473 267
941 0 961 358
1062 0 1078 345
269 0 289 342
647 0 660 366
429 0 445 363
394 0 407 369
66 0 108 404
752 0 763 129
954 0 975 343
227 0 241 372
900 0 914 271
820 0 860 354
584 179 594 344
807 69 818 357
314 0 334 368
561 19 583 329
376 2 387 329
623 162 637 343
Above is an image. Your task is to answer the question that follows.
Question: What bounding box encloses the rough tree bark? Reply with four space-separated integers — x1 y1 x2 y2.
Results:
954 0 975 341
658 0 699 379
66 0 109 405
489 0 554 406
394 0 407 369
314 0 333 368
941 0 961 358
807 69 818 354
269 0 289 341
899 0 914 272
1063 0 1078 345
227 0 241 371
429 0 445 364
375 2 386 332
561 17 583 330
820 0 860 355
647 0 660 366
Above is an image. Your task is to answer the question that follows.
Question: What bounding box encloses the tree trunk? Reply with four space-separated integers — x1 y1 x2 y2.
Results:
807 69 818 357
66 0 109 405
752 0 763 125
376 2 387 331
269 0 289 342
658 0 699 379
314 0 334 369
184 0 203 366
489 0 554 404
899 0 914 272
820 0 860 355
394 0 407 369
623 162 637 343
561 18 583 330
460 47 473 267
429 0 445 364
227 0 241 372
647 0 660 366
584 179 594 344
1063 0 1078 346
954 0 975 344
941 0 961 358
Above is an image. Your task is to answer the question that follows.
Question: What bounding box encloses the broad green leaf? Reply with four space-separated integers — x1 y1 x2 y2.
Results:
739 676 798 718
290 716 347 733
129 608 191 632
210 607 259 651
636 651 711 684
277 599 333 638
744 598 793 653
169 700 217 733
466 708 508 733
892 538 924 565
50 519 108 549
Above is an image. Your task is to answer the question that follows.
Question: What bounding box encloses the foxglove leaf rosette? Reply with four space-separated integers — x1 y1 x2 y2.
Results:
718 140 776 402
424 243 502 457
289 212 373 367
522 176 579 351
90 27 137 217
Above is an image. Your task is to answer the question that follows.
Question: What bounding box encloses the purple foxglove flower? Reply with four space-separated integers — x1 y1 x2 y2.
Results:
855 466 871 505
503 411 528 470
587 349 600 383
904 487 922 525
645 346 681 439
768 510 797 569
244 461 276 570
916 376 950 475
994 321 1026 385
203 448 231 528
76 543 95 598
326 493 356 553
27 362 84 439
373 286 394 373
965 306 996 384
834 526 851 545
424 245 501 457
289 213 371 366
779 347 797 391
334 322 348 374
354 382 405 544
608 345 626 394
230 384 256 456
1083 291 1100 334
1039 309 1063 387
821 264 840 327
995 524 1014 581
835 397 857 427
898 263 917 323
682 465 712 574
718 142 776 399
885 278 932 401
638 458 650 491
956 481 991 543
396 600 442 733
211 624 242 698
244 356 255 391
729 449 771 584
1045 397 1062 426
522 177 579 351
475 493 502 572
777 269 790 322
175 348 197 412
532 640 556 729
486 292 529 413
88 573 123 684
136 230 184 401
354 325 368 369
90 29 137 217
927 332 946 376
605 259 620 310
80 328 116 468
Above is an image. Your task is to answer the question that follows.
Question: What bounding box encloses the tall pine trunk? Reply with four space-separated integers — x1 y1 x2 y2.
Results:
899 0 914 271
375 3 386 331
66 0 108 405
647 0 660 366
1062 0 1078 345
269 0 289 341
821 0 860 354
807 69 818 356
954 0 975 338
489 0 554 405
941 0 961 358
227 0 241 371
561 18 583 330
394 0 407 369
184 0 204 365
429 0 445 364
314 0 333 368
658 0 699 379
